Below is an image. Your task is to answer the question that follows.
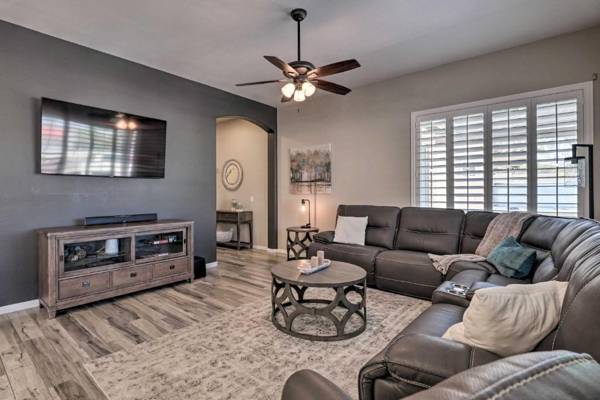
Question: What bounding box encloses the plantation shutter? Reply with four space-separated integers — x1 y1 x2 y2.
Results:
413 84 588 216
535 98 579 217
453 112 485 211
491 105 528 212
415 118 447 208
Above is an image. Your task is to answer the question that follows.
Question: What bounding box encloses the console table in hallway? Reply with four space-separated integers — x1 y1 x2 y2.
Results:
217 210 253 250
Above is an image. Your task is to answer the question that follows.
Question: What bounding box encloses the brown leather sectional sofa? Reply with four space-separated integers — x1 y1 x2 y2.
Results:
306 205 600 399
282 351 600 400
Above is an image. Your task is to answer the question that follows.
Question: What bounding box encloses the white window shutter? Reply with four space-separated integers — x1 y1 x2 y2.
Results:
453 113 485 211
491 106 528 212
416 118 447 208
535 99 579 217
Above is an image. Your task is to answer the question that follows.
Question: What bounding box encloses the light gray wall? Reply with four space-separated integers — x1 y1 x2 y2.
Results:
278 25 600 247
0 21 276 307
216 118 268 246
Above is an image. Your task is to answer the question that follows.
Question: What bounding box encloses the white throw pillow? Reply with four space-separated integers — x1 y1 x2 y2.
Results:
443 280 569 356
333 216 368 246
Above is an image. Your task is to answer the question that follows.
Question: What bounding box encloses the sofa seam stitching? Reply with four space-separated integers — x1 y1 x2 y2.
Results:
483 357 589 400
470 347 475 367
400 228 460 237
375 277 438 288
394 375 432 390
383 359 447 380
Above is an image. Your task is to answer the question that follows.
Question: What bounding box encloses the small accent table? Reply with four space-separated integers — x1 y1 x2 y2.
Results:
217 210 253 250
271 260 367 341
286 226 319 260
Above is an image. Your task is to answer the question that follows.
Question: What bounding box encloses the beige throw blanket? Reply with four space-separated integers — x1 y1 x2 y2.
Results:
429 212 533 275
429 253 486 275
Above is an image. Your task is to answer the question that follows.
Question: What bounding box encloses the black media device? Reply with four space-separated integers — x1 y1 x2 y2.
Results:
194 256 207 279
84 213 158 226
40 98 167 178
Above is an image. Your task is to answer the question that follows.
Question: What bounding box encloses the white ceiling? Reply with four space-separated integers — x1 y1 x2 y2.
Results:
1 0 600 107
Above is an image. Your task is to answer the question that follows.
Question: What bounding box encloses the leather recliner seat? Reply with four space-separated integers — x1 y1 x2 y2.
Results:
308 205 600 399
309 205 401 285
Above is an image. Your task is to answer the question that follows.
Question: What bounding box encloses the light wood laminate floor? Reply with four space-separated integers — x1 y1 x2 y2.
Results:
0 248 284 400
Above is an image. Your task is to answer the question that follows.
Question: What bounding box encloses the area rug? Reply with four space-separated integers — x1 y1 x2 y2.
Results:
84 289 429 400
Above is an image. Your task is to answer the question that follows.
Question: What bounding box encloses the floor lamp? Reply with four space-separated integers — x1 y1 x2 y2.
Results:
565 143 594 219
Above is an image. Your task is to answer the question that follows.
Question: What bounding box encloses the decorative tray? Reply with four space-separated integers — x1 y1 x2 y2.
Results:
298 259 331 275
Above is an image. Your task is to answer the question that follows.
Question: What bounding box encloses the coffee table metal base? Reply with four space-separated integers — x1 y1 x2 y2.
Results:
271 278 367 341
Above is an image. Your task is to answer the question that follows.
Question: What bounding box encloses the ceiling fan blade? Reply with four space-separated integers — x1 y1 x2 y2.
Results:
281 95 292 103
236 79 285 87
264 56 298 77
309 59 360 78
313 79 351 95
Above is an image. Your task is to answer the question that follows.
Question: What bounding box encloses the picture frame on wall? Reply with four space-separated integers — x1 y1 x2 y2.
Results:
289 144 332 194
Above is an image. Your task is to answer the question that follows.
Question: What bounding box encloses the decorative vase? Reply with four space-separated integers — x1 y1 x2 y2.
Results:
105 239 119 255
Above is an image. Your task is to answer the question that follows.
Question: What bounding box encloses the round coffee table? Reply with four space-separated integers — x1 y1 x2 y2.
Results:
271 260 367 341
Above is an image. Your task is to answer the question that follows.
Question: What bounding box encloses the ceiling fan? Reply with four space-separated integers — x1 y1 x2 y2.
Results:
236 8 361 103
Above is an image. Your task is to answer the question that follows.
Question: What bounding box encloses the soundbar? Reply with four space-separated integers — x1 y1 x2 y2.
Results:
84 213 158 226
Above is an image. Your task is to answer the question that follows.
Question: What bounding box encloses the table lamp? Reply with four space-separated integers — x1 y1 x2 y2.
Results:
300 199 311 228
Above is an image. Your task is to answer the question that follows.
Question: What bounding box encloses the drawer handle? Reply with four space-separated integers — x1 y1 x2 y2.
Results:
130 272 138 278
81 280 91 288
169 265 175 270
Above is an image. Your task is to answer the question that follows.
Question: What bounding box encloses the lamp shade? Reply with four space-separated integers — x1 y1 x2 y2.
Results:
281 82 295 98
294 89 306 102
302 81 316 97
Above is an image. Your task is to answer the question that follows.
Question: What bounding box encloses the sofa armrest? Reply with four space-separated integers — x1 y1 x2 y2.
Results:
313 230 335 244
281 370 351 400
465 281 500 300
360 334 500 398
403 351 600 400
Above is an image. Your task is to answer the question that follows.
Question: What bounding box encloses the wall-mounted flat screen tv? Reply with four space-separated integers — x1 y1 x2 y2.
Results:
40 98 166 178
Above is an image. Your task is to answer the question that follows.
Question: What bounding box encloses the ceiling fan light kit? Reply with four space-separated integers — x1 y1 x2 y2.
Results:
236 8 361 103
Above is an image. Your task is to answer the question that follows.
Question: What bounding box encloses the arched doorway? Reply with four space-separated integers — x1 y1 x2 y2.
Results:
215 116 277 249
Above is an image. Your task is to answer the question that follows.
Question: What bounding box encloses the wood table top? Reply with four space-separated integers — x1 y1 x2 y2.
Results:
271 260 366 287
286 226 319 232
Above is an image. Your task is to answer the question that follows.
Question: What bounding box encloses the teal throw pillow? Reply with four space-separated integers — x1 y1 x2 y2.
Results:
486 236 537 279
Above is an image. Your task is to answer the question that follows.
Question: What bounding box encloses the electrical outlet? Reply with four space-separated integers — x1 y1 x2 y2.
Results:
250 196 254 203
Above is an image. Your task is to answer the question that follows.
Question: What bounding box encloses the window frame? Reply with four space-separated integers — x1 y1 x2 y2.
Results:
411 82 594 217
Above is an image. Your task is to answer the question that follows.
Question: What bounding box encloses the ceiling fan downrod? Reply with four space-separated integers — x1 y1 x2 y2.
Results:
291 8 306 62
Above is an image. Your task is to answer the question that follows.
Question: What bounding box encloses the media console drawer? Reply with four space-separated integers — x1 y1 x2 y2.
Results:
59 272 110 300
154 258 189 278
113 264 153 289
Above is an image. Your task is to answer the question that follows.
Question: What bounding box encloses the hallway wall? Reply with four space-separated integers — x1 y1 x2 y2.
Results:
216 118 268 247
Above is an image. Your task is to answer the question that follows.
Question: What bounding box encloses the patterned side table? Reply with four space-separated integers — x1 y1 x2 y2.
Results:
286 226 319 260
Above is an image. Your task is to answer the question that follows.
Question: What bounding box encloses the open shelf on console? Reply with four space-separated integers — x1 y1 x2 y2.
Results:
135 230 185 262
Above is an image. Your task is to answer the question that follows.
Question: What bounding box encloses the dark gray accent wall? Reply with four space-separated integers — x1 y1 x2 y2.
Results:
0 21 277 307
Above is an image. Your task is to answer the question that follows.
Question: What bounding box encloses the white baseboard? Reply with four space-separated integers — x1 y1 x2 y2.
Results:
254 245 286 255
270 248 287 255
0 299 39 316
206 261 218 269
